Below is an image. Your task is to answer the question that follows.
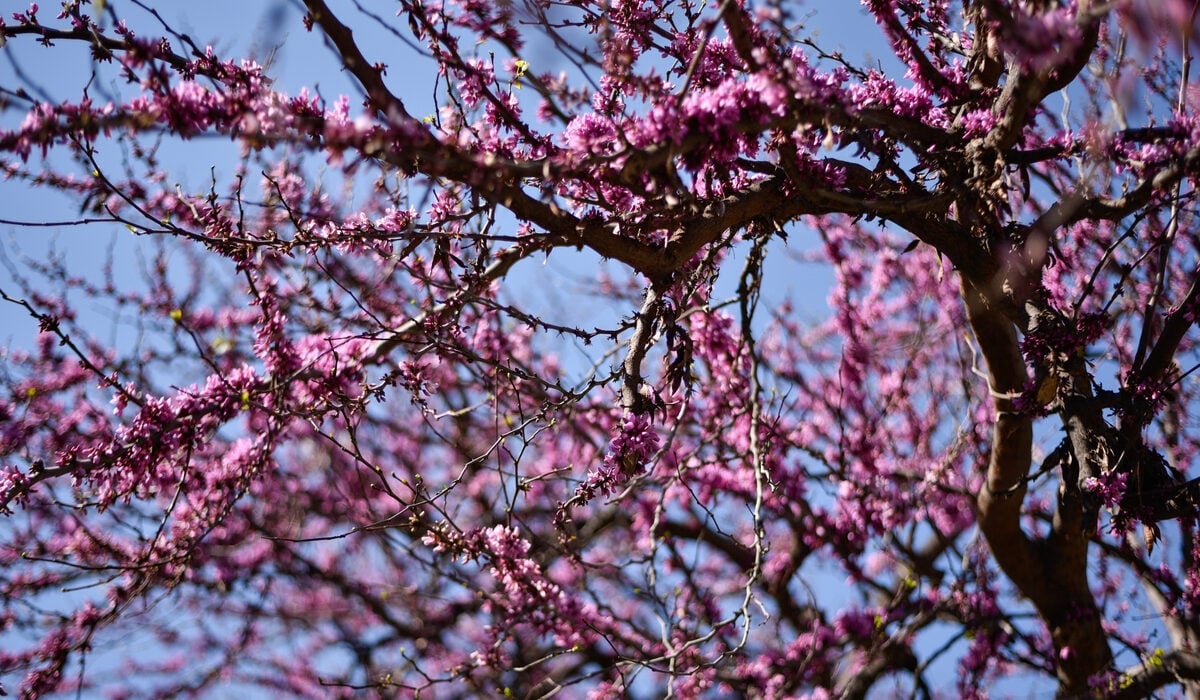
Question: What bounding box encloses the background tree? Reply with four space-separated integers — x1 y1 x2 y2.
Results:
2 0 1200 696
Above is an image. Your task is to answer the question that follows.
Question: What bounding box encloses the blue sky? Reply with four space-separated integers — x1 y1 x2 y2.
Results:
0 0 898 348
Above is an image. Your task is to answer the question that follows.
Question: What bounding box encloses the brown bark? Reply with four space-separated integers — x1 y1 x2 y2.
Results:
964 279 1113 694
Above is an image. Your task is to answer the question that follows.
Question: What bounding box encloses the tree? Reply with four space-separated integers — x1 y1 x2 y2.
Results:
2 0 1200 696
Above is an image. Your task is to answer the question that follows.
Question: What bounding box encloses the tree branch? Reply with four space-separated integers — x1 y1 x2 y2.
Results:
1110 650 1200 700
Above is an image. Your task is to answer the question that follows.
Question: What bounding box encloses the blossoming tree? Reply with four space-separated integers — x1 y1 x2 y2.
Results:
3 0 1200 696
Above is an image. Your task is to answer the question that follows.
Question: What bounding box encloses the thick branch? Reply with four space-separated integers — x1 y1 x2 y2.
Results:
981 0 1101 154
1130 475 1200 522
1032 145 1200 233
964 279 1113 693
654 168 967 282
620 286 660 414
961 278 1037 583
1110 650 1200 700
836 640 919 700
1130 271 1200 394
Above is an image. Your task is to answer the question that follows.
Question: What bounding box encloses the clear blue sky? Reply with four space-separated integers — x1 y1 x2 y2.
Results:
0 0 896 349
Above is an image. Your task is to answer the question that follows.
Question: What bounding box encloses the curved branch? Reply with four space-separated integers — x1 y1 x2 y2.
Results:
980 0 1102 154
836 639 920 700
1130 270 1200 397
620 286 660 414
1110 650 1200 700
302 0 414 123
